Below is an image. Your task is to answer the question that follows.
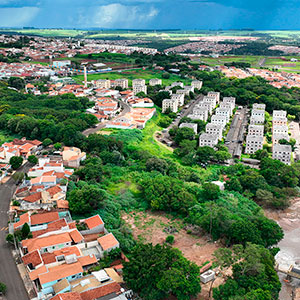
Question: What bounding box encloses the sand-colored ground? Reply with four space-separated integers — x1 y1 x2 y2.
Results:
122 211 225 299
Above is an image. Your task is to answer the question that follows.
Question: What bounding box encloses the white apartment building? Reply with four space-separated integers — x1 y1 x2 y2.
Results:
149 78 162 86
132 79 146 86
223 97 236 107
272 133 290 144
248 124 264 136
203 96 217 109
219 102 233 115
183 86 195 95
245 135 264 154
93 79 111 89
253 103 266 110
273 125 288 136
179 123 198 134
272 116 288 126
205 123 223 140
111 79 128 89
133 84 147 96
171 93 185 106
272 144 292 165
188 108 208 122
196 102 213 114
215 107 231 123
171 82 184 88
162 99 178 113
250 115 265 125
273 110 287 118
207 91 220 104
211 115 227 128
199 133 219 148
191 80 203 90
251 109 265 118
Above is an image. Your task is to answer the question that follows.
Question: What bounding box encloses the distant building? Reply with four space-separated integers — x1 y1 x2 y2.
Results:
219 102 233 115
203 96 217 109
133 84 147 96
215 107 231 123
188 108 208 122
149 78 162 86
211 115 227 128
273 125 288 136
191 80 203 90
111 78 128 89
253 103 266 110
272 133 290 144
251 109 265 118
196 101 213 114
223 97 236 107
272 144 292 165
171 93 185 106
132 79 146 86
207 91 220 104
273 110 287 118
272 116 288 126
250 115 265 125
93 79 111 89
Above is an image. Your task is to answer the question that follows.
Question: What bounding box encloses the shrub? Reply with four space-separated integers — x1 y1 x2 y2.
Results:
166 235 175 244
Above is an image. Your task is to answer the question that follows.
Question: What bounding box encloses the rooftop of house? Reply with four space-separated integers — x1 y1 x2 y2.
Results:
97 233 119 251
85 215 104 230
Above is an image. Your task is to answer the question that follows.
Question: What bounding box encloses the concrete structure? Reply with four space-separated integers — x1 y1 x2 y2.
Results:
187 108 208 122
132 79 146 86
149 78 162 86
203 96 217 109
250 115 265 125
253 103 266 110
215 107 231 123
111 79 128 89
211 115 227 128
223 96 236 107
170 81 184 88
206 123 223 140
248 124 264 136
196 101 213 114
162 99 178 113
207 91 220 104
219 102 233 115
191 80 203 90
171 93 185 106
199 133 218 148
251 109 265 118
273 125 288 136
200 270 215 284
273 144 292 165
273 110 287 118
179 123 198 134
245 135 264 154
273 133 290 144
133 84 147 96
273 116 288 126
93 79 111 89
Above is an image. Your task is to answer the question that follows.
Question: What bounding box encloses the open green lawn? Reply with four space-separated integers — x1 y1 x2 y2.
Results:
192 55 263 67
73 68 191 86
264 56 300 73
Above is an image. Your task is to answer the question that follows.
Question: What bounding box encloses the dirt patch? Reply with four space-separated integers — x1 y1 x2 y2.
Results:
97 130 112 135
123 211 223 299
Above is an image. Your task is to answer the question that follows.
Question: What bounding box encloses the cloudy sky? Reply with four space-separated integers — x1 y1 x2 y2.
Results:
0 0 299 29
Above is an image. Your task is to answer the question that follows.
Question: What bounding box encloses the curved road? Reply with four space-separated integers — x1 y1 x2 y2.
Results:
83 99 131 136
0 163 31 300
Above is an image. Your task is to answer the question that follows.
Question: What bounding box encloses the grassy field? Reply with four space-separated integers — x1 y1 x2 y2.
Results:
191 55 263 67
73 68 191 86
264 57 300 73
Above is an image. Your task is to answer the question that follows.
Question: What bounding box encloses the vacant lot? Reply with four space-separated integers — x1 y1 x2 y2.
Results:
73 68 191 86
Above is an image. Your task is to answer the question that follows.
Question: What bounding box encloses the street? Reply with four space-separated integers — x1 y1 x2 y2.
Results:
225 106 248 158
82 99 131 136
0 164 30 300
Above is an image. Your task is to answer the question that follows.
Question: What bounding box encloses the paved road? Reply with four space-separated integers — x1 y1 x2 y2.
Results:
258 57 267 67
0 164 30 300
225 107 248 158
83 99 131 136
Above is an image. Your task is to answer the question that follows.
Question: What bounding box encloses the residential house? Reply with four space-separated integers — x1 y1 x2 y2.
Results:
62 147 86 168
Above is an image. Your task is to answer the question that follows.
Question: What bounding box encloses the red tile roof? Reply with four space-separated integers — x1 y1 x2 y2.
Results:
85 215 104 230
50 292 82 300
22 250 42 267
30 211 59 226
80 282 121 300
46 185 62 197
69 229 84 243
23 192 42 203
97 233 119 251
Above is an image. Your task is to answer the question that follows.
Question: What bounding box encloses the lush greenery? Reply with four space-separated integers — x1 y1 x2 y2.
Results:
123 243 201 300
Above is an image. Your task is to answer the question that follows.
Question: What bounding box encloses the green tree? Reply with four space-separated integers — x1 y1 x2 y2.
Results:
21 222 30 239
146 157 169 175
174 127 195 145
53 142 62 150
9 156 23 170
202 182 221 200
28 155 38 165
42 138 53 147
0 282 7 295
123 243 201 300
196 146 216 164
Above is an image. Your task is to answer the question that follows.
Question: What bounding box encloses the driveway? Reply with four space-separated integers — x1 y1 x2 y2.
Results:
0 164 31 300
